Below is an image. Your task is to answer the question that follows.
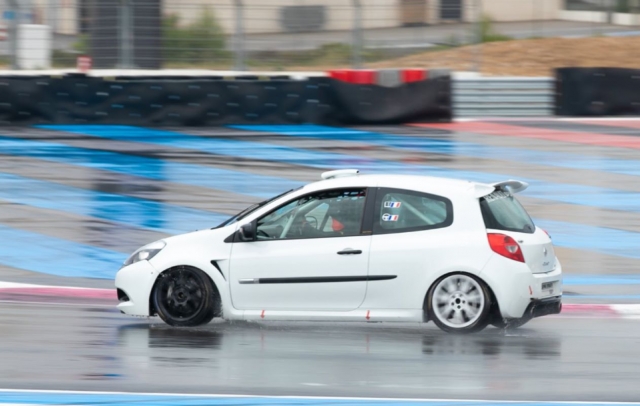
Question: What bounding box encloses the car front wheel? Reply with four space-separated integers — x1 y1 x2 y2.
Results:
427 273 492 334
152 266 218 327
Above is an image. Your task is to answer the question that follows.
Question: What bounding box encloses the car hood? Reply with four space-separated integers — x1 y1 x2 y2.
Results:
162 225 235 247
146 224 237 267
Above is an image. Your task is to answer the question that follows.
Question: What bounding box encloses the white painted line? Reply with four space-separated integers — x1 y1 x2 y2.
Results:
0 300 114 308
611 304 640 317
454 117 640 123
558 117 640 122
0 404 41 406
0 281 111 291
0 388 639 405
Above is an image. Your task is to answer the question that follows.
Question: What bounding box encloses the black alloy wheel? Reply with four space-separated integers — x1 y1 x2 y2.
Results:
152 266 218 327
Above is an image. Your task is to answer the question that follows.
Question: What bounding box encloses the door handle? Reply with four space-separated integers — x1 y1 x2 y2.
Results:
337 249 362 255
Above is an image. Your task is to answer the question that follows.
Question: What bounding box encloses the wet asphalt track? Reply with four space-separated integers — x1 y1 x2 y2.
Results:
1 301 640 402
2 120 640 402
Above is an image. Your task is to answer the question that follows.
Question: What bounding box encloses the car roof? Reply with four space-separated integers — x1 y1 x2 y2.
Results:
301 173 493 198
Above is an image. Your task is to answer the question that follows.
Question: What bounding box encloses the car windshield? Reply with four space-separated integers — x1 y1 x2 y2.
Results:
213 187 299 228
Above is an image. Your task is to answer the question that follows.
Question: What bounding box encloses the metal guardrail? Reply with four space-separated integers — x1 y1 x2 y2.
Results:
453 77 555 118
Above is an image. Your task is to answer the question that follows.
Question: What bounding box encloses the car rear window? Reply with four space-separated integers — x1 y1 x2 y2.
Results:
479 190 535 234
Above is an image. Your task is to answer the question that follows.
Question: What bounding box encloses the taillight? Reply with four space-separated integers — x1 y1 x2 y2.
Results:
487 233 525 262
541 228 551 240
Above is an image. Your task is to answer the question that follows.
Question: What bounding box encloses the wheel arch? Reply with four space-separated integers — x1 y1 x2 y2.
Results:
149 264 222 318
421 270 500 323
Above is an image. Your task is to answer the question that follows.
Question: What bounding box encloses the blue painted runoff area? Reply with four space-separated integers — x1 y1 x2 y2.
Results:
36 125 640 213
0 136 301 199
0 225 126 279
564 275 640 286
0 172 227 235
0 391 639 406
565 295 640 300
0 124 632 279
233 124 640 177
534 219 640 260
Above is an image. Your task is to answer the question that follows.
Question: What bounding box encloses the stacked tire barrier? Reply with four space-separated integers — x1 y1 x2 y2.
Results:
0 70 452 126
328 68 450 87
556 67 640 116
325 68 452 124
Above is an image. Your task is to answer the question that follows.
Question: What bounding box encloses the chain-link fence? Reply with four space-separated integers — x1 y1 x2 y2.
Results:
2 0 640 74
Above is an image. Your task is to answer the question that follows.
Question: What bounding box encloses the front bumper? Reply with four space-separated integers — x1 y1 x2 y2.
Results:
115 260 159 317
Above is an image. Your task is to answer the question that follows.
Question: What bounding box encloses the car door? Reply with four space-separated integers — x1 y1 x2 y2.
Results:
229 188 372 311
365 187 455 309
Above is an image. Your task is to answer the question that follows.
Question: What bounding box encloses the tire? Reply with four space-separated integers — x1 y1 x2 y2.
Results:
152 266 219 327
426 273 492 334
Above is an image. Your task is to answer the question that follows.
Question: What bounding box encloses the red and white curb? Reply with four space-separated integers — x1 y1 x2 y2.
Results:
562 304 640 318
0 281 116 301
1 282 640 318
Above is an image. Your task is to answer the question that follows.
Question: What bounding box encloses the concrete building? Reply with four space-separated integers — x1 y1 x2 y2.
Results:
2 0 639 36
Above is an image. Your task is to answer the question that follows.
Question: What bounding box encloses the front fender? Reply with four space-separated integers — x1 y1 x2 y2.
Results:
148 237 233 317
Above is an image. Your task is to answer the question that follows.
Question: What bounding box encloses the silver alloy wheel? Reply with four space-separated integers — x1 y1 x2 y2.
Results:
431 274 485 329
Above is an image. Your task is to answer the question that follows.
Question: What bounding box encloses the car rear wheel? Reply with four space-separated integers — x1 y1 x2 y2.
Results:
427 273 491 334
152 266 218 327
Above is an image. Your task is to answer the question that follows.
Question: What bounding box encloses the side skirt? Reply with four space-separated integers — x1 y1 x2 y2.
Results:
239 309 425 322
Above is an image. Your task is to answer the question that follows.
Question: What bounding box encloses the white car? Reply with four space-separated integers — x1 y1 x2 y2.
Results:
115 169 562 333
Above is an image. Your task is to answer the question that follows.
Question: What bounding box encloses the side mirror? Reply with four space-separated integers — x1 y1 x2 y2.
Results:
238 222 256 242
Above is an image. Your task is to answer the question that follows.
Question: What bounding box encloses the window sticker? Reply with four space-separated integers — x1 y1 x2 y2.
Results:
483 190 512 203
383 201 402 208
382 213 399 222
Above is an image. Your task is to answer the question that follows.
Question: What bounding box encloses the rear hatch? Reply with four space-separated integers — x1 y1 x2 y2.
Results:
480 189 556 274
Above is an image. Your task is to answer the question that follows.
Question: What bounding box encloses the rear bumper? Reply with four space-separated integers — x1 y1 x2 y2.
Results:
526 295 562 319
481 254 563 319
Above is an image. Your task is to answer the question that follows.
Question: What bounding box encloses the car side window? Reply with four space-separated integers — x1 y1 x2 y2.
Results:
373 188 453 234
256 189 367 240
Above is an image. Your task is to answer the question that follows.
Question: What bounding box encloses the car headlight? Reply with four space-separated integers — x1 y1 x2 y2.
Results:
123 240 166 267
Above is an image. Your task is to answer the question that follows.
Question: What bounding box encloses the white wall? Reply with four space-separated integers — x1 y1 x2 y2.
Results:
465 0 561 22
558 7 640 25
5 0 80 35
17 24 51 69
612 12 640 25
164 0 399 35
57 0 78 35
557 9 607 23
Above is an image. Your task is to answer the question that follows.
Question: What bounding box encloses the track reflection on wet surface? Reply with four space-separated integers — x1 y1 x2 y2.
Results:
1 302 640 401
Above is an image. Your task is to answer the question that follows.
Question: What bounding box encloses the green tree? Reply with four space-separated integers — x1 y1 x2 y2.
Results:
477 15 512 43
163 7 227 64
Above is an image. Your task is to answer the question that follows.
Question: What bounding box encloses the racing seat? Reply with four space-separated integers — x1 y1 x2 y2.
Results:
326 197 364 236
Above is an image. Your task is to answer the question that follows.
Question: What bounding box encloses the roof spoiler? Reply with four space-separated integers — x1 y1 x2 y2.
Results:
473 179 528 198
492 180 529 194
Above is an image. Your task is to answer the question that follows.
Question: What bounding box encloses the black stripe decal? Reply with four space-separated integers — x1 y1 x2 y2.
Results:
256 275 396 284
